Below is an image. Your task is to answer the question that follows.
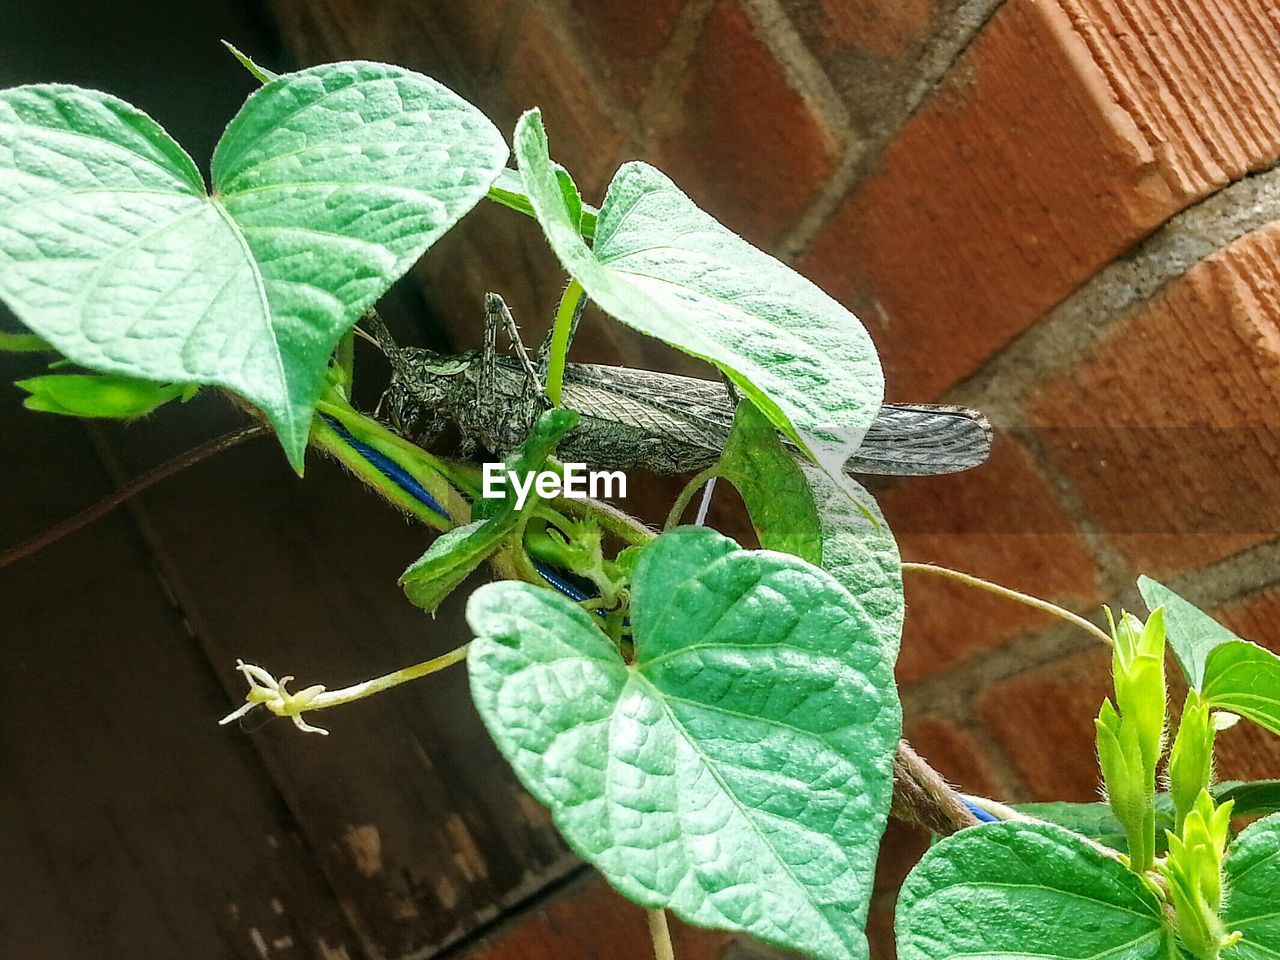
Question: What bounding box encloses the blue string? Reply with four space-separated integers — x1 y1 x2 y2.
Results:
325 414 595 603
962 798 999 823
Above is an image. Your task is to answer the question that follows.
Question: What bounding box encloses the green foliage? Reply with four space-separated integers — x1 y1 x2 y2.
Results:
221 40 278 82
5 51 1280 960
1095 608 1167 872
16 372 188 418
1201 641 1280 737
1017 781 1280 854
467 526 901 960
0 63 507 469
896 822 1171 960
513 109 884 498
487 167 598 238
1011 800 1172 855
1139 578 1280 738
400 521 505 614
1169 691 1217 832
400 409 578 612
1223 814 1280 959
719 399 823 562
0 331 53 353
1139 577 1239 691
697 384 902 658
1160 791 1237 960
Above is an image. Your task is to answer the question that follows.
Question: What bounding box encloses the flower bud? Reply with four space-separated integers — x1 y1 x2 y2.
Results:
1169 690 1216 832
1160 791 1239 960
1096 607 1168 872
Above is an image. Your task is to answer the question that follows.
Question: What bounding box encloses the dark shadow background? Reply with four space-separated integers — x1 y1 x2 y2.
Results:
0 5 594 959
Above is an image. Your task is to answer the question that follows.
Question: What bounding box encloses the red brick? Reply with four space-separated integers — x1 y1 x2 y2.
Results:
653 0 840 247
781 0 953 129
980 649 1112 802
460 873 732 960
568 0 686 104
878 435 1101 683
800 0 1280 399
1214 583 1280 652
505 5 628 197
906 716 999 797
1029 224 1280 577
265 0 516 99
803 0 933 58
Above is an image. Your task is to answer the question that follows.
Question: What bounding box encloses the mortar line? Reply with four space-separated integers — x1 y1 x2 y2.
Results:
943 158 1280 415
633 0 723 151
736 0 851 141
780 0 1009 258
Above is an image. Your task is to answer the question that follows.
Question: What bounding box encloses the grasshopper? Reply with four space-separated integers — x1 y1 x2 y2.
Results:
371 294 992 478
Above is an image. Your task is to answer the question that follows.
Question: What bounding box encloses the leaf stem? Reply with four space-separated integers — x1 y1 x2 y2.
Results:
545 279 584 406
664 467 720 531
306 642 471 711
646 909 676 960
554 492 655 545
901 561 1112 647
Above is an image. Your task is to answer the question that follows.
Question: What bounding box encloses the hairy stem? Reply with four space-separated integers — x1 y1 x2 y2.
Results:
310 415 461 531
892 740 981 835
647 909 676 960
554 493 654 545
901 561 1112 647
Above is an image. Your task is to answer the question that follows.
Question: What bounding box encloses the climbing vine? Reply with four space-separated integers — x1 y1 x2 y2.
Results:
2 49 1279 960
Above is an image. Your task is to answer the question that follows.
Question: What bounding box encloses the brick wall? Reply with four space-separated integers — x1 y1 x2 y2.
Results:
261 1 1280 957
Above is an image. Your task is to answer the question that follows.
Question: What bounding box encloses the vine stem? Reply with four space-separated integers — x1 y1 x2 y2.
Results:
892 740 980 834
300 642 470 711
901 561 1113 647
0 423 269 570
664 467 720 531
647 908 676 960
545 279 585 406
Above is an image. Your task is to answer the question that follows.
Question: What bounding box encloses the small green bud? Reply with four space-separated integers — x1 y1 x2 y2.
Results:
1096 607 1168 873
1169 690 1216 832
16 373 185 419
1160 790 1238 960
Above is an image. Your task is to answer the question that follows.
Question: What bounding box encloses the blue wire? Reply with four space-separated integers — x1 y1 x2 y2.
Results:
322 415 450 520
326 414 596 603
962 798 999 823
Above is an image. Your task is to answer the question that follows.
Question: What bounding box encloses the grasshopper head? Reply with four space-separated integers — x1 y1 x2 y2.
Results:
380 346 477 443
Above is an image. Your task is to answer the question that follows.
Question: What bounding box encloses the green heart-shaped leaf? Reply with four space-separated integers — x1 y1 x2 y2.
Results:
467 526 901 960
1224 813 1280 957
1202 639 1280 736
896 822 1171 960
0 62 508 468
514 110 884 497
720 399 902 658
